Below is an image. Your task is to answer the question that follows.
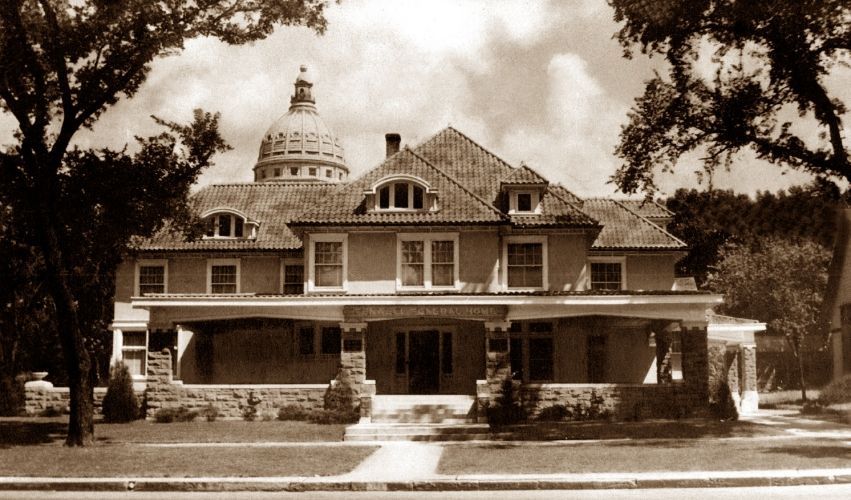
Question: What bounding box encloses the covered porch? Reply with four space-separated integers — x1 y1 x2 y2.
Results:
121 293 724 421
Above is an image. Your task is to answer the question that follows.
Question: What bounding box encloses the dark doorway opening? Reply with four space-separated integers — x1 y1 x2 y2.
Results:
408 330 440 394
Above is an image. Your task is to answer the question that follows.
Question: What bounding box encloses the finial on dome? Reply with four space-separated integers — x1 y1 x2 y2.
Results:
291 64 315 105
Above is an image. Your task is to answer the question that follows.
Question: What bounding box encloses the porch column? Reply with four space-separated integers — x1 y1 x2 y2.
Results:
338 322 367 388
681 321 709 416
484 321 512 398
175 325 194 381
655 323 678 384
739 344 759 414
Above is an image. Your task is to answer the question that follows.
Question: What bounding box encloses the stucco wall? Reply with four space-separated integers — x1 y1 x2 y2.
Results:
241 256 280 294
170 257 207 293
548 233 589 291
347 232 396 294
459 231 499 292
626 254 677 290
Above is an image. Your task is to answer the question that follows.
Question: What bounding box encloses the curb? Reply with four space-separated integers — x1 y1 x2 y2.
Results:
2 472 851 492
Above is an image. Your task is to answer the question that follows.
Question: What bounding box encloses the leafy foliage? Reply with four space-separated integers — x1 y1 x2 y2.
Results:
706 237 831 398
665 182 846 284
154 406 198 423
609 0 850 194
101 361 139 423
818 374 851 406
0 0 328 446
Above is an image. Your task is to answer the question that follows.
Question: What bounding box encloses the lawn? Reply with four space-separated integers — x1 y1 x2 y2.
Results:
0 417 347 446
0 445 376 477
438 438 851 475
491 418 786 441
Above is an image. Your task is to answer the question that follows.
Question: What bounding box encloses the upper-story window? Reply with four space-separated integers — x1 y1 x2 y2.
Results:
203 209 257 239
397 233 459 289
282 259 304 295
367 175 436 212
207 258 240 294
136 259 167 295
502 235 548 291
589 258 626 290
508 190 541 214
308 234 347 292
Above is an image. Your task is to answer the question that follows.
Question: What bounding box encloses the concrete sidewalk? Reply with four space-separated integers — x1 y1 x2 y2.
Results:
2 468 851 493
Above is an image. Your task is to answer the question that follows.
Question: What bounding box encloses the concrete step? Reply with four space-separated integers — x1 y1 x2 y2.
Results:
344 423 499 442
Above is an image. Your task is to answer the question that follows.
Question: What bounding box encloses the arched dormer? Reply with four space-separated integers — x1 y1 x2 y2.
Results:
364 175 439 212
201 208 258 239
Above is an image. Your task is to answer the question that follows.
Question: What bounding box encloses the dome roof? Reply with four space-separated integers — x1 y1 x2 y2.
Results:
254 66 348 182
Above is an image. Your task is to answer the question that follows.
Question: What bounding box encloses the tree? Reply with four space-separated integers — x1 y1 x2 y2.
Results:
706 238 831 401
665 181 846 285
0 0 329 446
609 0 850 194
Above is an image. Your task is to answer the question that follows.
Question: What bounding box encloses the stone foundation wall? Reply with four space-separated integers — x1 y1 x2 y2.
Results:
520 383 701 421
24 386 112 416
145 349 328 419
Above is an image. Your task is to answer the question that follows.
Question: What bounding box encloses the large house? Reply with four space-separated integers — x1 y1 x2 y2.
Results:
33 66 761 425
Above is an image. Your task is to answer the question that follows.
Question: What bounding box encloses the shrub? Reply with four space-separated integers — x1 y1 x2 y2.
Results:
818 374 851 406
260 411 276 422
801 400 824 414
486 378 526 427
709 382 739 421
154 406 198 423
307 408 359 424
39 405 65 417
200 403 219 422
101 362 139 423
241 392 262 421
277 404 310 421
537 404 569 422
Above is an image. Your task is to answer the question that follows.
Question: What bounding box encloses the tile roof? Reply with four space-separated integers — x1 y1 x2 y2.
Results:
617 199 674 220
291 148 506 225
135 127 686 252
582 199 686 250
501 164 549 185
138 183 338 251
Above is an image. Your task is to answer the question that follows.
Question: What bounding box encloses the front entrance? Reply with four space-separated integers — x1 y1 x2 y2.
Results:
408 330 440 394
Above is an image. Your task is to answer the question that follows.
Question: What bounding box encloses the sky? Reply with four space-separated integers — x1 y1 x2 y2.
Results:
3 0 849 197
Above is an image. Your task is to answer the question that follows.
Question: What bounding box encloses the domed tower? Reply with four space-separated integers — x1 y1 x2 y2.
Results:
253 65 349 183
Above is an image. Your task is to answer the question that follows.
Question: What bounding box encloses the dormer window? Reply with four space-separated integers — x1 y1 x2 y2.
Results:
508 190 541 214
202 209 257 239
367 175 436 212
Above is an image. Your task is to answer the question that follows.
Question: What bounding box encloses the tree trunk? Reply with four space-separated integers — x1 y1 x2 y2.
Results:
797 350 808 404
34 199 95 446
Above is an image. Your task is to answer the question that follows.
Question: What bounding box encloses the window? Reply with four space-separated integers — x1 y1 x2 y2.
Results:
397 233 459 289
309 234 347 291
207 259 239 294
587 335 606 383
121 331 147 377
309 167 317 176
136 260 167 295
509 322 554 382
325 169 332 178
321 327 341 355
589 259 625 290
290 167 299 176
274 168 281 177
509 190 540 214
298 327 314 356
373 178 430 211
528 337 554 381
283 262 304 295
204 212 248 239
504 236 547 290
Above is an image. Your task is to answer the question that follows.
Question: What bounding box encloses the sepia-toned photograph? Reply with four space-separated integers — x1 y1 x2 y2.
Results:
0 1 849 498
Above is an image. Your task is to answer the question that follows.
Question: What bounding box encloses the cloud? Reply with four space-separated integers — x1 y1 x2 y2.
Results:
498 53 629 195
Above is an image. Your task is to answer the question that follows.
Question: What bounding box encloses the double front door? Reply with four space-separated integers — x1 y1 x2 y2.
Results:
395 329 452 394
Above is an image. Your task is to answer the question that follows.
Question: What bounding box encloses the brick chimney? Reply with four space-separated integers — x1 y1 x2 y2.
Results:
385 133 401 158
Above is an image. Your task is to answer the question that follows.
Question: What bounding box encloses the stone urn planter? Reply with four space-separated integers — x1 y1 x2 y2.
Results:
31 371 49 381
25 371 53 390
